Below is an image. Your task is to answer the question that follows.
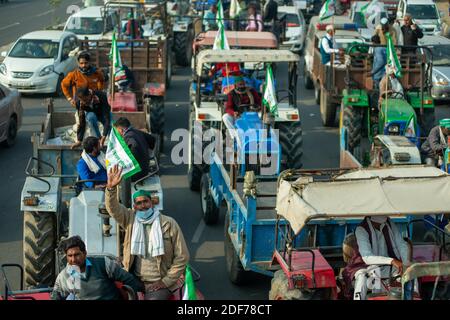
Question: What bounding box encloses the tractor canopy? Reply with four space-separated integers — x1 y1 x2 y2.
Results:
193 31 278 51
276 166 450 235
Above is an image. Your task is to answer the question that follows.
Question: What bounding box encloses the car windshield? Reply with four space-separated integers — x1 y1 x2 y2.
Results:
406 5 438 20
431 45 450 66
8 39 59 59
353 11 387 28
66 17 104 35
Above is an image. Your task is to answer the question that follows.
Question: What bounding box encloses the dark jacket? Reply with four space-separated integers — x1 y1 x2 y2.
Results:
401 25 423 47
421 125 447 158
51 256 143 300
263 0 278 23
225 88 262 116
76 90 112 142
123 127 156 181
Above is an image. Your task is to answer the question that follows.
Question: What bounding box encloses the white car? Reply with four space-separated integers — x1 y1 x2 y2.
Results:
350 1 389 41
0 31 79 95
278 5 306 53
63 6 117 41
397 0 444 35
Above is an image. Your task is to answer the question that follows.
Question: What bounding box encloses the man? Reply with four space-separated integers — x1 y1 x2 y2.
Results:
113 117 156 182
203 4 218 31
105 165 190 300
320 25 344 65
77 136 107 188
62 51 105 107
72 87 112 149
222 75 262 130
343 216 410 300
378 67 404 102
370 35 387 90
123 12 143 40
263 0 278 38
51 236 143 300
421 118 450 166
374 17 397 45
401 13 423 54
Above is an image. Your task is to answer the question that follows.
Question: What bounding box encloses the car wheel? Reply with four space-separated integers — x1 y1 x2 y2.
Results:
2 116 18 147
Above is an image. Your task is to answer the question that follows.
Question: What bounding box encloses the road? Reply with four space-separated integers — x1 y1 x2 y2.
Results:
1 3 450 299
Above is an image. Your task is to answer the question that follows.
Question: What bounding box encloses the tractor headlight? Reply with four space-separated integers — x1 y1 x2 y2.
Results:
39 65 54 77
0 63 6 76
388 124 400 134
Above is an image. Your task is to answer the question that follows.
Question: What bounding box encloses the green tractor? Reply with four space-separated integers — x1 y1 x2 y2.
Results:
340 44 435 166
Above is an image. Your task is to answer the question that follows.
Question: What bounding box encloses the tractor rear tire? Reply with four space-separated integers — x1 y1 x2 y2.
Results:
146 97 165 153
342 104 363 152
224 212 249 285
23 211 56 288
188 110 209 191
200 173 220 225
304 69 314 90
276 121 303 170
174 30 193 67
320 88 337 127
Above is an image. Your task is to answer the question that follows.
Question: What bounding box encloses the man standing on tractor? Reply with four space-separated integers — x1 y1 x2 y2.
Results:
222 75 262 130
123 12 143 40
62 51 105 108
342 216 410 300
51 236 143 300
105 165 190 300
320 25 344 65
373 18 397 45
203 3 218 31
421 118 450 166
77 136 107 189
401 14 423 55
370 35 386 91
378 67 404 103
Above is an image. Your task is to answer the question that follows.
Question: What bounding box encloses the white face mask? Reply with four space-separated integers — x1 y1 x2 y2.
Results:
136 207 154 221
370 216 388 224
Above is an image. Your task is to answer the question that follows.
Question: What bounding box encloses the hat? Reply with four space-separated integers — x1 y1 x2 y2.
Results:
380 17 388 25
127 12 133 19
326 24 334 32
132 190 152 202
439 118 450 129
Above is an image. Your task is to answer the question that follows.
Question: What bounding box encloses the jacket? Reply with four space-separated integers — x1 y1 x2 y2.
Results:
77 155 107 188
421 125 447 158
225 88 261 116
371 47 387 82
122 127 156 181
105 187 190 291
401 25 423 47
62 67 105 101
374 25 397 45
263 0 278 23
75 90 111 141
51 256 143 300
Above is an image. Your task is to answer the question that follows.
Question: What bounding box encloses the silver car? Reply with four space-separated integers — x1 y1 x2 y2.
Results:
0 83 22 147
419 35 450 102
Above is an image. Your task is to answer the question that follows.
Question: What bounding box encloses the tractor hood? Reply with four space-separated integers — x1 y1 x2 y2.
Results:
380 98 415 122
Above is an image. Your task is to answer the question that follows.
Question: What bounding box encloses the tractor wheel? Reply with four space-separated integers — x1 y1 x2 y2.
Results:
23 211 56 288
417 108 435 138
224 212 249 285
314 85 321 105
165 52 172 89
342 104 363 153
320 88 337 127
174 30 193 67
200 172 220 225
145 97 165 152
1 115 18 148
276 121 303 170
304 69 314 90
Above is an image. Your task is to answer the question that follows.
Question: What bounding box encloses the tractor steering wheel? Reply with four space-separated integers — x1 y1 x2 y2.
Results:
236 103 261 115
386 91 405 100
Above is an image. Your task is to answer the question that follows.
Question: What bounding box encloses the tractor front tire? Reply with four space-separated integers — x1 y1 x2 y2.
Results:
146 97 165 152
174 30 193 67
342 104 363 153
418 108 435 138
276 121 303 170
224 212 249 285
304 69 314 90
23 211 56 288
200 173 220 225
314 85 321 105
320 88 337 127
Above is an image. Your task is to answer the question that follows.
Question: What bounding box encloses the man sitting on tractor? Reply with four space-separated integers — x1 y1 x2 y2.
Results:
222 75 262 130
342 216 410 300
420 118 450 167
105 165 190 300
77 136 107 189
51 236 143 300
378 67 404 104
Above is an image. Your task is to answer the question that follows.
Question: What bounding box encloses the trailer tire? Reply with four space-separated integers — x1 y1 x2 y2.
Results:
320 88 337 127
314 85 321 105
174 30 193 67
342 104 363 152
146 97 165 152
276 121 303 170
23 211 56 288
188 110 208 191
166 53 172 89
224 212 249 285
304 70 314 90
200 173 220 225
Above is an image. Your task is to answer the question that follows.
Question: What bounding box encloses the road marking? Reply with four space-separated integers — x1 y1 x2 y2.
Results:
36 10 54 17
0 22 20 31
191 220 206 243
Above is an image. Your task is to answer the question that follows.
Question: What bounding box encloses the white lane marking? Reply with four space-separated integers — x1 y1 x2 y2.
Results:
0 22 20 31
191 220 206 243
36 10 54 17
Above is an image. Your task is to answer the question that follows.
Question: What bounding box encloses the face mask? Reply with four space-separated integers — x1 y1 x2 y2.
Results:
136 207 154 221
370 216 387 224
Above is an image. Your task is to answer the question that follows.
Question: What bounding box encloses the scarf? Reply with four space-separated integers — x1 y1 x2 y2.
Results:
366 218 401 260
81 151 106 174
131 208 164 258
78 66 97 76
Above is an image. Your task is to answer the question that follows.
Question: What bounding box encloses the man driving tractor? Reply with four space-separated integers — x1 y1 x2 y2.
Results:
421 118 450 167
222 75 262 130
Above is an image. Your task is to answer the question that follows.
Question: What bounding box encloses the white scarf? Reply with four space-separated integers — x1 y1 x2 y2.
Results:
81 151 106 174
366 219 401 259
131 209 164 258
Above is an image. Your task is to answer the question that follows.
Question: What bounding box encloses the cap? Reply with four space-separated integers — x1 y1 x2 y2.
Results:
380 17 388 25
439 118 450 129
132 190 152 202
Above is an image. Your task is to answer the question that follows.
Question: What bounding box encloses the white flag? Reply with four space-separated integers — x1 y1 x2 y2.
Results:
263 65 278 116
213 24 230 50
230 0 242 19
105 127 141 179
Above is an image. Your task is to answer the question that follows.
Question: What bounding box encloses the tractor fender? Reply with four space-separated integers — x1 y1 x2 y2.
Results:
143 82 166 97
341 89 369 108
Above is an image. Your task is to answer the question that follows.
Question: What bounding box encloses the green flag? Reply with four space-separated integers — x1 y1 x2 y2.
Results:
109 31 122 80
213 24 230 50
216 0 225 28
182 265 197 300
319 0 335 21
263 65 278 116
386 33 402 78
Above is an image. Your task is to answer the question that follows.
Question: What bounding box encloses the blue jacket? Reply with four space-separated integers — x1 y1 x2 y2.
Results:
77 156 107 188
320 36 333 65
371 47 387 82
